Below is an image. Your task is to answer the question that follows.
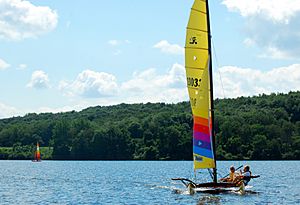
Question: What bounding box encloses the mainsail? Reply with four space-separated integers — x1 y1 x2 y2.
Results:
34 142 41 161
185 0 215 172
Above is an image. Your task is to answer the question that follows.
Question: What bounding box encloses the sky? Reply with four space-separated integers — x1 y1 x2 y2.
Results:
0 0 300 119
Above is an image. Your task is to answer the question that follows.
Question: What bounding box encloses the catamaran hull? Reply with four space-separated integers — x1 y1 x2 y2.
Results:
172 178 237 188
195 182 237 188
172 178 243 194
188 182 244 194
32 160 41 162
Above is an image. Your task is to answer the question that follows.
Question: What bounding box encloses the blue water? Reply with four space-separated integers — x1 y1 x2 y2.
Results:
0 161 299 204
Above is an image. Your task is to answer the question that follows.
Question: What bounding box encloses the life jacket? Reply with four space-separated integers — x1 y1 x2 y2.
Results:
229 172 235 181
243 171 252 185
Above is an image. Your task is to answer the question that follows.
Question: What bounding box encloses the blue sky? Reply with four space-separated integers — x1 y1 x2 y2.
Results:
0 0 300 118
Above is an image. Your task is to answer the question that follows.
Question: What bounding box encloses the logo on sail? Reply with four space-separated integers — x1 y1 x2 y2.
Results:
194 155 203 162
189 37 197 44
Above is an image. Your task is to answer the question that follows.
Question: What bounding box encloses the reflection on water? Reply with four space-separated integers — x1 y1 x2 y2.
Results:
197 196 221 205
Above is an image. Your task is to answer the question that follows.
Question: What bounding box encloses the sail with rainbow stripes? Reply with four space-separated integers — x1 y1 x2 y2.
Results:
185 0 215 171
34 142 41 161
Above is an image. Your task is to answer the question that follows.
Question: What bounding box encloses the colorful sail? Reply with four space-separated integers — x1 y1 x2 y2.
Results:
34 142 41 161
185 0 215 171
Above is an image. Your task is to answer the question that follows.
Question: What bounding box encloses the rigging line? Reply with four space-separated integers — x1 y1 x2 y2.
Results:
191 157 196 180
207 169 214 180
217 171 223 179
211 38 226 99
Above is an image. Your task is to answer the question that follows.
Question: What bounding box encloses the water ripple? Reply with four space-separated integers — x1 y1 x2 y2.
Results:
0 161 299 204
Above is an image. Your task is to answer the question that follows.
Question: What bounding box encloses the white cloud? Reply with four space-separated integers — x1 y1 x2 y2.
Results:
0 58 10 70
58 64 187 103
55 62 300 113
17 63 27 70
34 104 87 114
243 38 255 47
119 63 300 102
0 0 58 40
222 0 300 59
222 0 300 23
5 63 300 118
108 40 119 46
108 39 131 46
121 63 187 103
214 64 300 98
0 102 19 119
153 40 184 55
59 69 119 98
0 102 92 119
27 70 50 89
108 40 130 55
259 47 291 60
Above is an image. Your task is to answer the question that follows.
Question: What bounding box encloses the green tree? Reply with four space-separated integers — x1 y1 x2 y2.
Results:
52 120 72 159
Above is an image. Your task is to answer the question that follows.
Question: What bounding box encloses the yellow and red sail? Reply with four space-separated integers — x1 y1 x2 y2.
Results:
185 0 215 171
35 142 41 161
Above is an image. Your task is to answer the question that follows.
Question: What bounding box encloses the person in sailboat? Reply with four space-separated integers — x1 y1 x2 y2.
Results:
234 165 252 186
220 165 237 182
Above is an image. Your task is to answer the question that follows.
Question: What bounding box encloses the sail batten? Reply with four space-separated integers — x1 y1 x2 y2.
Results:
185 0 215 171
191 8 207 15
187 27 208 32
185 66 205 70
185 47 208 51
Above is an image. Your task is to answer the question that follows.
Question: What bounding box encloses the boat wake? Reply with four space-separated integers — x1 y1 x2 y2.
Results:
146 183 192 195
172 188 191 195
171 185 259 196
197 196 221 204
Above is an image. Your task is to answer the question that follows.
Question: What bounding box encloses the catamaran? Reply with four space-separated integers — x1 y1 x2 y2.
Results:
32 142 41 162
172 0 259 194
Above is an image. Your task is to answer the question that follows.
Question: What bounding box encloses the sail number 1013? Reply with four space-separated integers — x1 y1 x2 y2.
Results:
187 77 201 88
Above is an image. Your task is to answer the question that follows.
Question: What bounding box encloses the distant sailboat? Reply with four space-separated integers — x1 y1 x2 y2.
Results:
32 142 41 162
172 0 259 194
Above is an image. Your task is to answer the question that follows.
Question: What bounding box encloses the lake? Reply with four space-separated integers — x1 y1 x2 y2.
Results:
0 161 299 204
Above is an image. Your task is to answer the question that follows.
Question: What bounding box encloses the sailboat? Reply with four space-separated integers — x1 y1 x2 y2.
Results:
32 142 41 162
172 0 259 194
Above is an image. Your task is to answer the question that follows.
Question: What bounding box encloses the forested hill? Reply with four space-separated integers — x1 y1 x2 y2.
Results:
0 91 299 160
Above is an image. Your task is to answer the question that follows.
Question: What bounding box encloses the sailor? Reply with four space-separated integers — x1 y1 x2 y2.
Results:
234 165 252 186
220 165 237 182
241 165 251 185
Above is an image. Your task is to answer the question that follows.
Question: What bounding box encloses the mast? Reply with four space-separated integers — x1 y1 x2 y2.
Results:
205 0 217 183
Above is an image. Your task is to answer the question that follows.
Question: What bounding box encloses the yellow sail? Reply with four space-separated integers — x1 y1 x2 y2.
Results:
185 0 215 171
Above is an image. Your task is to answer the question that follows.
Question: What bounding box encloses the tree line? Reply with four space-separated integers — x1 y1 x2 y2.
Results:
0 91 299 160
